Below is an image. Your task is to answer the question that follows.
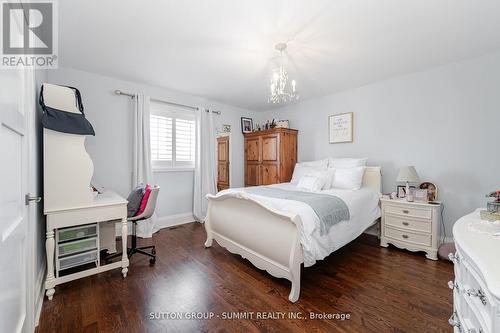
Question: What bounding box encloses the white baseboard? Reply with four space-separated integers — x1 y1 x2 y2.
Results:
156 212 196 229
114 212 195 236
34 262 47 327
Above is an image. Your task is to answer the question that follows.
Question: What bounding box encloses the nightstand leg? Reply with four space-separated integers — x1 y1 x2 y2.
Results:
425 250 438 261
380 238 389 248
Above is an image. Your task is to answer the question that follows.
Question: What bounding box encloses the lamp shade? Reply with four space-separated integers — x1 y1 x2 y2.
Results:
396 166 420 183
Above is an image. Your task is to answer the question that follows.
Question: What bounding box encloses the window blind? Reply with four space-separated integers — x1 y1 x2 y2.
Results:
150 101 196 169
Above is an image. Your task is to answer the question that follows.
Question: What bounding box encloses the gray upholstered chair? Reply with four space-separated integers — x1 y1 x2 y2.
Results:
107 185 160 265
127 185 159 264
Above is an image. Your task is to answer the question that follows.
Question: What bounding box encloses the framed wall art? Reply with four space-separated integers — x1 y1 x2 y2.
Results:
329 112 353 143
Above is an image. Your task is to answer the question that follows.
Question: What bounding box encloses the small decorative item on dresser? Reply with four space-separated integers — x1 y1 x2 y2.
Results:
479 191 500 221
419 182 438 202
222 124 231 133
241 117 253 133
275 119 289 128
486 190 500 212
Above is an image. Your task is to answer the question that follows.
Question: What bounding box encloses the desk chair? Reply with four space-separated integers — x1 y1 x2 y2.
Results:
107 185 159 265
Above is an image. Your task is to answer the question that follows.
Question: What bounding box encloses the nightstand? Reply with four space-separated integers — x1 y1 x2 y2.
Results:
380 198 442 260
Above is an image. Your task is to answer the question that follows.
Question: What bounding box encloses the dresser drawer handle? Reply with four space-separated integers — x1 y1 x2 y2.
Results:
402 209 409 214
448 311 462 331
448 280 460 292
402 222 409 226
402 234 409 239
448 252 460 264
466 288 487 306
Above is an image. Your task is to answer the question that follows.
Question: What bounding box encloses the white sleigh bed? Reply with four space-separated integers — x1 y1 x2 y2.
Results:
204 166 382 302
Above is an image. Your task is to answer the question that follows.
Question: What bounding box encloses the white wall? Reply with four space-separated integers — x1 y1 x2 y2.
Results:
262 51 500 239
47 67 260 223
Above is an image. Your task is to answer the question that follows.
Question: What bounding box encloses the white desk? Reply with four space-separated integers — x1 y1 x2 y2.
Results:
44 191 129 300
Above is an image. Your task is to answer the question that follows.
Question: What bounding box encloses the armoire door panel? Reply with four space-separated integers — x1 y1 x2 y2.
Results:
245 164 260 186
245 138 260 162
262 135 278 162
218 141 227 162
218 164 228 183
261 164 279 185
217 136 230 191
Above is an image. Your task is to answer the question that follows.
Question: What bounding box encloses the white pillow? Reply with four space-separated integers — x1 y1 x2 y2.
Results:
291 164 324 184
332 167 366 190
328 158 367 169
300 159 328 169
297 175 325 192
307 169 335 190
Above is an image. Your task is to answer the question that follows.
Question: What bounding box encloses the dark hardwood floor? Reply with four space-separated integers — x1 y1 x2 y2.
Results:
37 222 453 333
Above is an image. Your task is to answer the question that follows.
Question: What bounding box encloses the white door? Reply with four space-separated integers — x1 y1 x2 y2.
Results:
0 70 30 332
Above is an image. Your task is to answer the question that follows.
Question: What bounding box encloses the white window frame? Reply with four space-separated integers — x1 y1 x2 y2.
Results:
150 101 196 171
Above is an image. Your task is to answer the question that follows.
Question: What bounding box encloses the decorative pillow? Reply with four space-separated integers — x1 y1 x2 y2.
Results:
297 175 326 192
291 164 325 184
126 184 145 217
136 184 152 216
306 169 335 190
328 158 367 169
332 167 366 190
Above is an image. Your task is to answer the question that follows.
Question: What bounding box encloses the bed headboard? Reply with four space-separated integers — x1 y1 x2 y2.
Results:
362 166 382 193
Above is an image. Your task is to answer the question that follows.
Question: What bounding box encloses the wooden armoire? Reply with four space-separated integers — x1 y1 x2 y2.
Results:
244 128 298 186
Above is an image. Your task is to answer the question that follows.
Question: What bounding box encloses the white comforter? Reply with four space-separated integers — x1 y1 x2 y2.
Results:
217 183 381 267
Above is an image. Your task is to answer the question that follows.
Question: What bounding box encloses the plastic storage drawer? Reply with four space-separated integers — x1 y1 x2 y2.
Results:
58 237 98 257
57 250 98 271
58 224 97 242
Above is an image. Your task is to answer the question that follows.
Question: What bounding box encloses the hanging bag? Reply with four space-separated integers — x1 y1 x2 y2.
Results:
40 84 95 136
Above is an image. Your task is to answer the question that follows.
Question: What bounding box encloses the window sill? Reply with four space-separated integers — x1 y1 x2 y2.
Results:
153 167 195 173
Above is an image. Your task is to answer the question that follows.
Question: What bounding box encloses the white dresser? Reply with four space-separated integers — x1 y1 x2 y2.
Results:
380 198 442 260
449 210 500 333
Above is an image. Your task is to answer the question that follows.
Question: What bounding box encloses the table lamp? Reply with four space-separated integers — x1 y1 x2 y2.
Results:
397 166 420 201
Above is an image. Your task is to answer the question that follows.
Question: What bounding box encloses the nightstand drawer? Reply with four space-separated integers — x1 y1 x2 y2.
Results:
384 226 432 247
385 214 431 233
385 204 432 219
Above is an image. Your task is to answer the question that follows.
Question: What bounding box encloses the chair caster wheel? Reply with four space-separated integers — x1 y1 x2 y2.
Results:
151 248 156 255
149 258 156 265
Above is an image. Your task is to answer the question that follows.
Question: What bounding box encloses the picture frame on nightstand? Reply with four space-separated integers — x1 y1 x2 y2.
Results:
414 189 428 203
397 185 416 198
397 185 406 198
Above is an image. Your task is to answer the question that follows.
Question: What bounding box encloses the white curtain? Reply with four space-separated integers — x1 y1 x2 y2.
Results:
193 108 217 221
132 93 157 237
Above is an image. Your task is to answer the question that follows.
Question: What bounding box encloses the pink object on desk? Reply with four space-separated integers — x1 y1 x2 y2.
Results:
136 184 151 216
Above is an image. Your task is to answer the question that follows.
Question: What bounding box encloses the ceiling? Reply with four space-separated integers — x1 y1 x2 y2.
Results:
59 0 500 111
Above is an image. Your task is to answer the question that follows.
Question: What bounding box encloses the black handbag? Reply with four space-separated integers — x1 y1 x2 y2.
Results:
40 84 95 136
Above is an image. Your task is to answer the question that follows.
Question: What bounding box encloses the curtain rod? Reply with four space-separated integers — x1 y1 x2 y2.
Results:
114 90 221 114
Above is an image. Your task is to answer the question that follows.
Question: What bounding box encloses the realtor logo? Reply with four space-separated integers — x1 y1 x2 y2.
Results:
1 1 58 68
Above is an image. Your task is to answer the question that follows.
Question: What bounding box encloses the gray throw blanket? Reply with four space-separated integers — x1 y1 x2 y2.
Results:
243 187 350 236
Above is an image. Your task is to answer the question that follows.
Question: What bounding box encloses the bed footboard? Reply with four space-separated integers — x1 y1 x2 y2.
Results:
204 194 304 302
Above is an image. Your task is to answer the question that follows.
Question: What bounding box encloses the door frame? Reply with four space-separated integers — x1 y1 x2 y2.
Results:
216 132 232 188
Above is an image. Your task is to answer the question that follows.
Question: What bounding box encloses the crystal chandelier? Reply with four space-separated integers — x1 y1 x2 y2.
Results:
268 42 299 104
